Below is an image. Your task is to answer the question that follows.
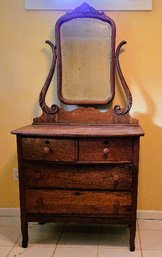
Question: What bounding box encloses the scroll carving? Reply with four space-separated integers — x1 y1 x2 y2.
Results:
114 41 132 115
39 40 59 114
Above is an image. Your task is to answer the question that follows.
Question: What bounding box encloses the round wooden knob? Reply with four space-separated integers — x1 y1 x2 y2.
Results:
113 175 119 188
103 147 109 154
114 175 119 182
43 146 50 154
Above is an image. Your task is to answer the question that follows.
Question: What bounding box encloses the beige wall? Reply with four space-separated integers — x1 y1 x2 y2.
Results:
0 0 162 210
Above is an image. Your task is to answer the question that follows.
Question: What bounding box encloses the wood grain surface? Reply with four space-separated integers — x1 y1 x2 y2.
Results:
24 163 132 190
26 189 131 216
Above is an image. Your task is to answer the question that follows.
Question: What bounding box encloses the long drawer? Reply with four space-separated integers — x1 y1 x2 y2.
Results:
21 138 76 162
26 190 132 216
79 138 133 162
23 163 132 190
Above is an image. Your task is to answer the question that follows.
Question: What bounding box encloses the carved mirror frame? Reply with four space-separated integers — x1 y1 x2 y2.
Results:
55 3 116 105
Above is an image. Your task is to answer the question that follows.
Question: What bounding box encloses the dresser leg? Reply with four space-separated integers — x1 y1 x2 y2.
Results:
130 242 135 252
21 221 28 248
129 224 135 251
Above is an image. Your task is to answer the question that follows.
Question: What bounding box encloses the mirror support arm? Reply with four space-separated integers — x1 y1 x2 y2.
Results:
114 41 132 115
39 40 59 114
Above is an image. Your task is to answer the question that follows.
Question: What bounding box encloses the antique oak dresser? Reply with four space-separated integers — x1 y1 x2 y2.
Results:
12 3 144 251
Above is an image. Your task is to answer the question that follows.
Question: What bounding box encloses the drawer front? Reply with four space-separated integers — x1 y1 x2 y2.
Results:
21 138 76 162
26 190 131 216
24 163 132 190
79 138 133 162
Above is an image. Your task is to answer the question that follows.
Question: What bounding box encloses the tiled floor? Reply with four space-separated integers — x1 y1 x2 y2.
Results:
0 217 162 257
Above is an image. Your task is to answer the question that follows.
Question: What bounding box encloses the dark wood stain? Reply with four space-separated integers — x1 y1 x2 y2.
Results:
11 3 144 252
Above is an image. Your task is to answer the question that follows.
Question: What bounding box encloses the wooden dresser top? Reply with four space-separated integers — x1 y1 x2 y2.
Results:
11 124 144 137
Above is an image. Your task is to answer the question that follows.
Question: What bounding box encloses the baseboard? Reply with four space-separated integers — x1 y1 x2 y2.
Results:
0 208 20 217
137 210 162 220
0 208 162 220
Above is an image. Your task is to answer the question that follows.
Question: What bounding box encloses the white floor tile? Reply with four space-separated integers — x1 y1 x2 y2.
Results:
16 231 61 247
138 220 162 230
100 225 140 249
8 245 55 257
58 224 100 248
142 250 162 257
54 247 98 257
98 248 142 257
0 246 13 257
16 223 63 247
140 230 162 250
0 227 21 246
3 217 162 256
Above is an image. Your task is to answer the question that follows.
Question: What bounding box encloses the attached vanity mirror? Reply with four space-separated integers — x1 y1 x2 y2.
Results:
57 16 115 104
37 2 132 116
12 2 144 251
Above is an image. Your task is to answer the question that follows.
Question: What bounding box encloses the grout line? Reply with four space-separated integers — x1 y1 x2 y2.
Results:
96 225 102 257
137 220 144 257
6 234 22 257
51 223 65 257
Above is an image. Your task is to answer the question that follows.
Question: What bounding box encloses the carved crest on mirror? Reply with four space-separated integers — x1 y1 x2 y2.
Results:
34 2 132 124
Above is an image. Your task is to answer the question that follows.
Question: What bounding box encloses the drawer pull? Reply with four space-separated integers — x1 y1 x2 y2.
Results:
43 146 50 154
103 148 109 154
113 175 120 188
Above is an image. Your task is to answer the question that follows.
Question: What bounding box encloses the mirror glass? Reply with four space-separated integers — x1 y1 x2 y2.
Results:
60 18 112 104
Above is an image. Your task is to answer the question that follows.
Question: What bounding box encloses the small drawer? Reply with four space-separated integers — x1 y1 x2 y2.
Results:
26 189 132 216
79 138 133 162
23 163 132 190
21 138 76 162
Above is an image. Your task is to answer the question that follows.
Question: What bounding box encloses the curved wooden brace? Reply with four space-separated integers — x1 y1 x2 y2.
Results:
114 41 132 115
39 40 59 114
